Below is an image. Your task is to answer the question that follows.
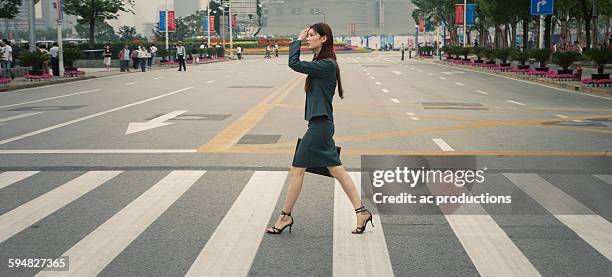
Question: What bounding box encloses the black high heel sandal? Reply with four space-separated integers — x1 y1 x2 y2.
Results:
352 206 373 234
265 210 294 234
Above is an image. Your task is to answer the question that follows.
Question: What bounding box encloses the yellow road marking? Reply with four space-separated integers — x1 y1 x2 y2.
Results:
197 75 304 152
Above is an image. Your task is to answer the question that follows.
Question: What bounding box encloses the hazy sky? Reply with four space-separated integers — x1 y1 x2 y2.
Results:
109 0 182 34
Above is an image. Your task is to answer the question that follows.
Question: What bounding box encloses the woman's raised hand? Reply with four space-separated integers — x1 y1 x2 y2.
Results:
298 27 310 41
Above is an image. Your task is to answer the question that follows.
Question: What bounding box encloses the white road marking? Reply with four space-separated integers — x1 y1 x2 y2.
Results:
37 171 205 276
438 76 447 80
432 138 454 151
375 82 382 85
556 114 587 123
0 171 39 190
0 87 194 146
125 110 188 135
185 171 288 276
391 98 400 104
0 171 122 243
405 112 415 116
392 70 402 75
504 173 612 261
427 73 434 76
454 82 465 86
124 82 138 86
0 89 102 110
594 175 612 187
333 172 394 276
476 90 489 95
206 80 215 84
506 100 526 106
418 70 424 73
224 75 231 78
153 77 165 80
381 89 389 93
370 76 375 79
410 116 420 120
0 112 44 123
365 72 371 75
442 71 465 75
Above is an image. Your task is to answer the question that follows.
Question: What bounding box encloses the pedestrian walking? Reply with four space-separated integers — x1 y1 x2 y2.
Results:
50 42 59 76
236 46 242 60
0 39 13 79
149 45 157 67
274 43 279 57
103 45 112 71
265 23 373 235
131 47 139 70
176 42 187 71
118 45 130 72
137 45 148 72
38 45 50 75
400 43 405 60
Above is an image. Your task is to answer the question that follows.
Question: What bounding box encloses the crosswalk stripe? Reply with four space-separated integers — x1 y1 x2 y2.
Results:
185 171 288 277
504 173 612 261
333 172 393 276
36 170 206 276
0 171 39 190
426 181 540 276
0 171 122 243
594 175 612 187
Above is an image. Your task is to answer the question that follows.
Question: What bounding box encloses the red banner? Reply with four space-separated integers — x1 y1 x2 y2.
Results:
231 15 235 28
210 16 215 32
455 4 464 25
419 17 425 33
168 11 176 31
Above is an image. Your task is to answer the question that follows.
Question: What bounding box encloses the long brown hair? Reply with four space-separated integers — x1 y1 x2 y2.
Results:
304 23 344 99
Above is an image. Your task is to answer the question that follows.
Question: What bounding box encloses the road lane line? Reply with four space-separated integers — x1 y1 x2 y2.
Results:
0 89 102 109
381 89 389 93
0 149 197 154
391 98 400 104
503 173 612 261
333 172 393 276
0 112 44 123
427 73 434 76
405 112 415 116
124 82 138 86
198 76 303 152
455 82 465 86
153 77 165 80
185 171 287 277
206 80 215 83
432 138 454 151
392 70 402 75
0 171 122 243
375 82 381 85
0 171 39 190
370 76 375 79
507 100 526 106
410 117 420 120
476 90 489 95
594 175 612 187
0 87 194 146
37 170 205 277
438 76 447 80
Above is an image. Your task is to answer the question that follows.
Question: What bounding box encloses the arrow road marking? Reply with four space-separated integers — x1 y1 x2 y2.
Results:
126 110 189 135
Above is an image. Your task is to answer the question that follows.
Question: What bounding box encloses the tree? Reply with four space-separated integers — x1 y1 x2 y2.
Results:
63 0 134 47
75 21 117 43
411 0 463 45
0 0 22 19
117 25 139 41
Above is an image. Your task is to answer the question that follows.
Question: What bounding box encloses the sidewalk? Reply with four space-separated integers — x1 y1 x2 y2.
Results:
422 57 612 98
0 58 228 92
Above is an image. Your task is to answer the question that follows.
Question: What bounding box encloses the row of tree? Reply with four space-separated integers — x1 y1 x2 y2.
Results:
411 0 611 50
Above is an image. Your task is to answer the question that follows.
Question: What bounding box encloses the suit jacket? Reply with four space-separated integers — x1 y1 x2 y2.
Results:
288 40 337 121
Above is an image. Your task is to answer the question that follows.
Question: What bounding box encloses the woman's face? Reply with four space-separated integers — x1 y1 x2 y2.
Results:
305 28 326 51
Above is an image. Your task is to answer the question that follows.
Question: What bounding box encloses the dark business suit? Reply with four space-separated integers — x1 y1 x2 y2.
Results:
288 40 342 168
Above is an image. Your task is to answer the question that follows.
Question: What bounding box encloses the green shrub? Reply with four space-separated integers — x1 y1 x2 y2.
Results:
552 51 582 70
512 49 530 65
584 46 610 73
495 48 515 64
529 48 552 67
19 50 50 70
472 46 485 60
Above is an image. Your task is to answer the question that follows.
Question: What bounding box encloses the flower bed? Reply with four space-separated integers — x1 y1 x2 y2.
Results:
527 70 552 76
510 68 531 74
494 65 513 71
546 73 576 81
24 74 53 81
161 61 179 66
478 63 497 68
582 78 612 87
0 77 11 86
64 70 85 77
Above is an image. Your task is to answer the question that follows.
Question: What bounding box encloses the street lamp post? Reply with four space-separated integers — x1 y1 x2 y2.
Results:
207 1 211 46
315 10 326 23
463 0 467 46
56 1 64 77
415 25 419 57
229 3 234 59
28 0 35 51
165 0 169 50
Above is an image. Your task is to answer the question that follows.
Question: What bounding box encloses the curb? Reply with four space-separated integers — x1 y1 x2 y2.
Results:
427 59 611 98
0 59 229 93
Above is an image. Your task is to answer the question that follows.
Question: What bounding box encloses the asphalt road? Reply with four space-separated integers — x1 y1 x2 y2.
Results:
0 52 611 277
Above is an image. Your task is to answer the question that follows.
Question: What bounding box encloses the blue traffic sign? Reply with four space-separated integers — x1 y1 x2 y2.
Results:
531 0 554 15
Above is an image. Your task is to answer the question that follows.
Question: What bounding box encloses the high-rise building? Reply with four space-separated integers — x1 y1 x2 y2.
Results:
259 0 415 36
0 0 78 41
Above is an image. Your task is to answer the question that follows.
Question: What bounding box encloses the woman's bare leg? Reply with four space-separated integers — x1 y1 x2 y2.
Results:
328 165 371 231
266 166 305 232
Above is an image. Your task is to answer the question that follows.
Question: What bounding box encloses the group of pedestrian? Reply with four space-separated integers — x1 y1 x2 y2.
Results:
264 43 279 59
115 44 158 73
